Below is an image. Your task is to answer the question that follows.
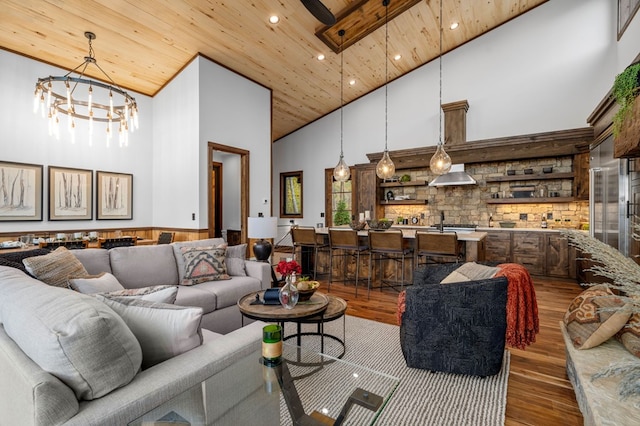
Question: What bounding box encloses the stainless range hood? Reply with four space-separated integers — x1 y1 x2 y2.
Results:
428 164 477 186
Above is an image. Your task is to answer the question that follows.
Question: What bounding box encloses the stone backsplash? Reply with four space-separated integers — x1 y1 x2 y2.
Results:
382 156 589 228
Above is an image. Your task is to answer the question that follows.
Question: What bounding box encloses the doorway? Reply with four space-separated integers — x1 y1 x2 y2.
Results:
208 143 250 243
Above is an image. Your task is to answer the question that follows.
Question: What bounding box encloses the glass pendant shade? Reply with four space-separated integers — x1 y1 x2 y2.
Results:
333 155 351 182
376 150 396 179
430 143 452 175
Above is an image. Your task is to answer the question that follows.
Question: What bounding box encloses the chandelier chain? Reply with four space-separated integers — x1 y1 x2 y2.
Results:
384 0 389 151
438 0 443 146
340 30 344 157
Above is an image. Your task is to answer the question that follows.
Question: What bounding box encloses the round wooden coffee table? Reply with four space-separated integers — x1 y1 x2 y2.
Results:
238 291 347 358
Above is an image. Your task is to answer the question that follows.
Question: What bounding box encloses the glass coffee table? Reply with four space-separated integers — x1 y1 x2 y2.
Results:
128 343 399 426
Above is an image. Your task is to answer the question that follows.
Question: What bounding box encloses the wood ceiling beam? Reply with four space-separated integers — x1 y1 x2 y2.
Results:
365 127 594 169
316 0 423 53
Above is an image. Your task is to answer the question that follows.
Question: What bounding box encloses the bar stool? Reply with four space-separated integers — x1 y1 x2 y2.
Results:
368 230 413 298
414 231 463 265
291 226 329 280
328 228 369 296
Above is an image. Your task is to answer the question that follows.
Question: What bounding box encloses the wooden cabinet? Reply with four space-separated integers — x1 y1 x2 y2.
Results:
354 164 384 220
573 152 590 201
485 231 512 263
226 229 241 246
547 234 571 278
512 232 545 275
485 230 574 278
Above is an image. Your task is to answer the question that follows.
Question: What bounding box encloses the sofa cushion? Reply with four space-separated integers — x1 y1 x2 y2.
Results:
180 246 230 285
0 266 142 400
194 276 263 310
109 245 179 288
95 295 203 369
563 285 632 350
174 286 218 315
72 248 112 275
22 247 89 287
104 285 178 304
226 244 248 276
172 238 225 281
68 272 125 293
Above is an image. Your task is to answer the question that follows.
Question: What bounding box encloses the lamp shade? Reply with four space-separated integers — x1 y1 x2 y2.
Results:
248 217 277 239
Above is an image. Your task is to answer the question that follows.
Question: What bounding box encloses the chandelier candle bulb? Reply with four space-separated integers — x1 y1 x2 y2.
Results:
262 324 282 366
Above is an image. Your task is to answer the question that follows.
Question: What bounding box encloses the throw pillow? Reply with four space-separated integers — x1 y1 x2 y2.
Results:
94 295 203 369
226 243 247 277
23 247 89 287
180 245 230 285
563 285 632 350
616 295 640 357
0 267 142 400
103 285 178 304
440 262 499 284
68 272 125 294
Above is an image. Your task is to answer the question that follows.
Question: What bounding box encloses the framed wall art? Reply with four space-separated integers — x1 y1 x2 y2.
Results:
48 166 93 221
618 0 640 39
280 170 303 218
96 171 133 220
0 161 43 222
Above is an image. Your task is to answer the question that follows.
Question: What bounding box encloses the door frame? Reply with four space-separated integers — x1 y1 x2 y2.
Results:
208 143 250 243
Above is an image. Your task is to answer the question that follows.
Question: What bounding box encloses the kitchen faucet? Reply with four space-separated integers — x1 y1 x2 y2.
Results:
439 211 445 233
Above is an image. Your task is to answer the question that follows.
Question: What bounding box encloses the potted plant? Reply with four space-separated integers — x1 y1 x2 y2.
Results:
333 199 351 226
612 62 640 138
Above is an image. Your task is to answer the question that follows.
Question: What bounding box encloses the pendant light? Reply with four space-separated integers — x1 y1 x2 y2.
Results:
333 29 351 182
429 0 452 175
376 0 396 180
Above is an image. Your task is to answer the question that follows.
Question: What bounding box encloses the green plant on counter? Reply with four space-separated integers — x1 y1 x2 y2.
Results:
396 216 404 224
612 62 640 137
333 199 351 226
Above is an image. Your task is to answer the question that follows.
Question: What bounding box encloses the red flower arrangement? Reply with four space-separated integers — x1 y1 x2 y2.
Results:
276 259 301 278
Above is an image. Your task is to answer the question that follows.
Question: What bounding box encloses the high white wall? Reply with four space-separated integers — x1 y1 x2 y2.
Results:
272 0 639 234
0 49 154 233
198 57 272 221
1 52 272 234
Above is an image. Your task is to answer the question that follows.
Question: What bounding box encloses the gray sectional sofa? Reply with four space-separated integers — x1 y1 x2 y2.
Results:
0 238 274 425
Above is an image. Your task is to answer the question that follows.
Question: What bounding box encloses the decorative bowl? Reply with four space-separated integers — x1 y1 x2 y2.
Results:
349 221 367 231
499 221 516 228
296 280 320 301
367 219 392 230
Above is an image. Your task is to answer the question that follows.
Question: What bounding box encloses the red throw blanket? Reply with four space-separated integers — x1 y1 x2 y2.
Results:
496 263 539 349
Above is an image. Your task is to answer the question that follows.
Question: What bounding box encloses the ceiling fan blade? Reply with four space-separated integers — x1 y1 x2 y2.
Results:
300 0 337 26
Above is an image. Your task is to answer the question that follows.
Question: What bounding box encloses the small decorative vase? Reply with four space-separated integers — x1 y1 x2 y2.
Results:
279 274 299 309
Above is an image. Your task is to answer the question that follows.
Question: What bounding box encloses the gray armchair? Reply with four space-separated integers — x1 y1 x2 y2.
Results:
399 263 508 376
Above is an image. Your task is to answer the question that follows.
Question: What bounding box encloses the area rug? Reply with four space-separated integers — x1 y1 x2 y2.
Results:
280 315 510 425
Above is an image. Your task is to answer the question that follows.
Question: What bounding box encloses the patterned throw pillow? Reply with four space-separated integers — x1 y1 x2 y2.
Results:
23 247 89 287
225 243 247 277
616 295 640 358
103 285 178 304
180 246 230 285
564 285 632 349
440 262 499 284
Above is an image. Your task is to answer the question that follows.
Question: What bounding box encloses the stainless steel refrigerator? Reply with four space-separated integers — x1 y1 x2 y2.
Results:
590 135 630 255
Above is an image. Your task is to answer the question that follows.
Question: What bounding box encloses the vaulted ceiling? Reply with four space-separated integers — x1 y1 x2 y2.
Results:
1 0 547 141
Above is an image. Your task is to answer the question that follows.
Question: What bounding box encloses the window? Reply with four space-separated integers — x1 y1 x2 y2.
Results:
280 171 303 218
618 0 640 39
324 168 354 226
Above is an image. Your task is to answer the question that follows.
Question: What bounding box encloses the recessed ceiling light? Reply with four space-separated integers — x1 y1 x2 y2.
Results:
269 15 280 24
317 54 325 61
450 22 459 30
394 54 402 61
349 79 356 86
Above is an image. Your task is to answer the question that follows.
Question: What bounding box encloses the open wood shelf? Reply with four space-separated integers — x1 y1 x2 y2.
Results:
379 180 427 187
486 197 574 204
380 199 429 205
485 172 574 183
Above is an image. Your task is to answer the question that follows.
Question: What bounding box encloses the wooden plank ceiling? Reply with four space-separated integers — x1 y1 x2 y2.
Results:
0 0 547 141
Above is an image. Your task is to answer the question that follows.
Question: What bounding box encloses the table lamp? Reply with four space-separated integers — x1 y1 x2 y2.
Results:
248 216 277 262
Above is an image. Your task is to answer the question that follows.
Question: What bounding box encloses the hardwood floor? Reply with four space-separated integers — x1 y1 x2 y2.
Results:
320 275 585 425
